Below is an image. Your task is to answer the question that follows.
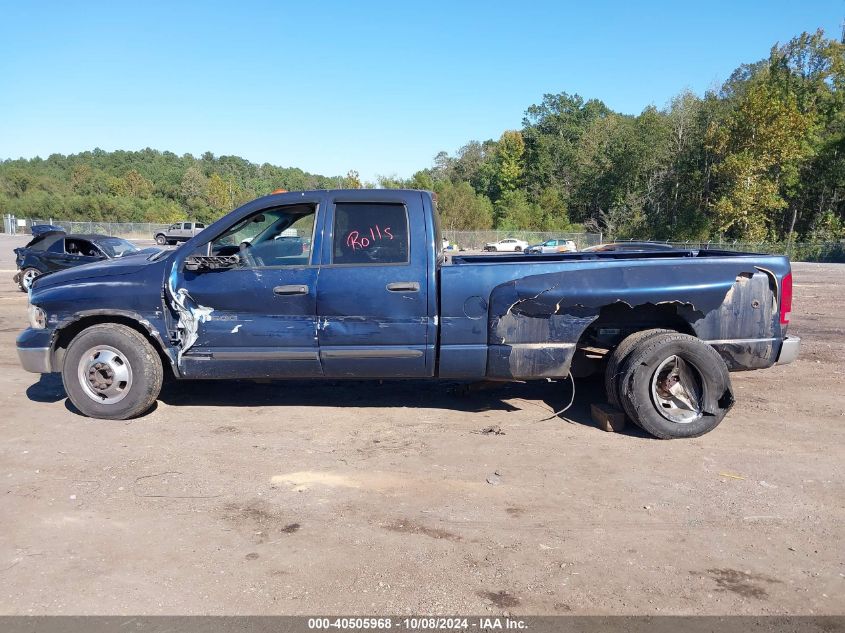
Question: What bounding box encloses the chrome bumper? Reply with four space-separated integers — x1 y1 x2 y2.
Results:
17 346 53 373
777 336 801 365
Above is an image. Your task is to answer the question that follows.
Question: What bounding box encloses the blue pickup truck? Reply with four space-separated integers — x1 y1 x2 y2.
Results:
17 189 799 438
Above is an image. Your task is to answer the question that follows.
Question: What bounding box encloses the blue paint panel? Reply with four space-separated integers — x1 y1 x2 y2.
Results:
316 192 434 378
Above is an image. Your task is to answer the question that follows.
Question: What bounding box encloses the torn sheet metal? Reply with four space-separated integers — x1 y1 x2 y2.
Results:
484 262 779 379
167 263 214 361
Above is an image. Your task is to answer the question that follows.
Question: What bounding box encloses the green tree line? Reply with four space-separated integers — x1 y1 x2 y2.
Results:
1 29 843 242
0 148 356 224
390 29 845 242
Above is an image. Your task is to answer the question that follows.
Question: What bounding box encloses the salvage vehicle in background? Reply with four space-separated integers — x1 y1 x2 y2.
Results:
154 221 205 245
582 241 675 252
13 232 144 292
526 238 577 254
17 190 799 439
483 237 529 252
30 224 66 237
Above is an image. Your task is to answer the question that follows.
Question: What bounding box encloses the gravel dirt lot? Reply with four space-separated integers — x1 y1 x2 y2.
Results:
0 249 842 615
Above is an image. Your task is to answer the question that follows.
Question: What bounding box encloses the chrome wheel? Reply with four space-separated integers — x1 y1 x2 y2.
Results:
21 268 39 291
77 345 134 404
649 355 703 424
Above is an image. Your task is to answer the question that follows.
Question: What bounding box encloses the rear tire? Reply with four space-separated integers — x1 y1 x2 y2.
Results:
604 328 674 409
62 323 163 420
514 246 522 252
19 267 40 292
617 333 734 439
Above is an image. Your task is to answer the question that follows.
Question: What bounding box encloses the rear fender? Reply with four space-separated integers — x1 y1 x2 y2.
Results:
485 262 783 379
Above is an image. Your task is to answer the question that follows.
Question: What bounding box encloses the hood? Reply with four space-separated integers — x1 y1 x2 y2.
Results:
32 251 171 290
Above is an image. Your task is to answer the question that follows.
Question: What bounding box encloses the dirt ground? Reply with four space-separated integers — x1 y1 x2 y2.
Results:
0 256 842 616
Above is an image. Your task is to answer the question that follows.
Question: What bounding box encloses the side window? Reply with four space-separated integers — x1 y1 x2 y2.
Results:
65 238 96 256
333 203 409 265
207 204 316 268
195 223 205 229
170 223 180 231
47 238 65 254
182 223 191 230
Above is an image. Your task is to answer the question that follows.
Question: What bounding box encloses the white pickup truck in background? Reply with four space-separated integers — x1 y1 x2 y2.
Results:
154 221 205 245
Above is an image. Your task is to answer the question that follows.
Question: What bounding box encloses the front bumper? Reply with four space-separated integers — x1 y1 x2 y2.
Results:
776 336 801 365
16 328 55 373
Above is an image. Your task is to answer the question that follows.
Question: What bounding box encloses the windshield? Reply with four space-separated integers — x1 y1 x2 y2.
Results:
97 237 140 258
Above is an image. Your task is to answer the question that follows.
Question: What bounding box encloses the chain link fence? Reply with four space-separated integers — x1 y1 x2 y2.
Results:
4 215 843 262
444 230 603 251
3 215 169 240
664 240 845 263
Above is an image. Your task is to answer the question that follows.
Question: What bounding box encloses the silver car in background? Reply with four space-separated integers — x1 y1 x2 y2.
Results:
526 238 577 254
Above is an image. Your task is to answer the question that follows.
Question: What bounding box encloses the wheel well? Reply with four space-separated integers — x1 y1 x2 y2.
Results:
53 315 176 376
579 302 696 351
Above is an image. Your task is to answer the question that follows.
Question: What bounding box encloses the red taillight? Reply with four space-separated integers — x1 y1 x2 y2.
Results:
780 272 792 325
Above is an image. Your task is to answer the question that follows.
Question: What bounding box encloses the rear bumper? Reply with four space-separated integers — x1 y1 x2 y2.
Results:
777 336 801 365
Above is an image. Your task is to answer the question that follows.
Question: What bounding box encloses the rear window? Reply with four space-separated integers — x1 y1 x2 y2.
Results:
332 203 409 265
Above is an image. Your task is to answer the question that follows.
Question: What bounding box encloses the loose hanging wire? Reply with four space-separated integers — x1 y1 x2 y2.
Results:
539 373 576 421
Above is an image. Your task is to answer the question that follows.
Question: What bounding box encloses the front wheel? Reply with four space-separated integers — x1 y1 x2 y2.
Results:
514 246 522 252
155 234 167 245
19 267 40 292
617 333 734 439
62 323 163 420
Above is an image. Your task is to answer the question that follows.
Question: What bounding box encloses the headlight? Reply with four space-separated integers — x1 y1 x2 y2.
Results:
28 304 47 329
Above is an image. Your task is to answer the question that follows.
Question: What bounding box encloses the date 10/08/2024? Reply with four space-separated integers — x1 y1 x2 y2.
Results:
345 225 394 251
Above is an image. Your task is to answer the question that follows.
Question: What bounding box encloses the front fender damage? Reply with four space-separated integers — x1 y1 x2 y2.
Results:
167 264 213 362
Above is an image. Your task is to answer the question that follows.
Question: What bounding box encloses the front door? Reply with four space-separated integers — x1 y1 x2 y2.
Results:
176 199 324 379
316 193 432 378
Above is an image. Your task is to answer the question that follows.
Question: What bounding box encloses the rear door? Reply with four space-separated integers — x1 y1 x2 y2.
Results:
316 192 433 377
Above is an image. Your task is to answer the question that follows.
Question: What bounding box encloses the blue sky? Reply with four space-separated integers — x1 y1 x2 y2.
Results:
0 1 842 182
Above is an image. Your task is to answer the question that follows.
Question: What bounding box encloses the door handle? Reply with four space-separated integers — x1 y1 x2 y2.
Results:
386 281 420 292
273 284 309 296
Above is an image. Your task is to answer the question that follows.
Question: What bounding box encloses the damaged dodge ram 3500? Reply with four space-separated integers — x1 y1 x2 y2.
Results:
17 189 800 438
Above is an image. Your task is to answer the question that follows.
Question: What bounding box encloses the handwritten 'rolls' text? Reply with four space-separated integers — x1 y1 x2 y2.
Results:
346 225 394 250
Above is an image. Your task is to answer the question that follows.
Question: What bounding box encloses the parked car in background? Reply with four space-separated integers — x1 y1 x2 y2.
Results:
582 241 675 253
30 224 66 237
13 233 145 291
154 221 205 245
483 237 529 252
526 239 577 254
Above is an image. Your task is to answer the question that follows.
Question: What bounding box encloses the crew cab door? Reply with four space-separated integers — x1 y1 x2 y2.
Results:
316 192 433 377
174 195 325 379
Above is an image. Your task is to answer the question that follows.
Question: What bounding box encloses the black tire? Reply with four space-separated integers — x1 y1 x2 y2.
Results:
155 234 167 245
514 246 522 252
19 267 40 292
604 328 674 408
62 323 163 420
617 332 734 439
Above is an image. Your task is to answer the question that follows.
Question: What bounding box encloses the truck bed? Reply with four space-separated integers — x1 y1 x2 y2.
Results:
437 249 791 380
447 248 762 265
